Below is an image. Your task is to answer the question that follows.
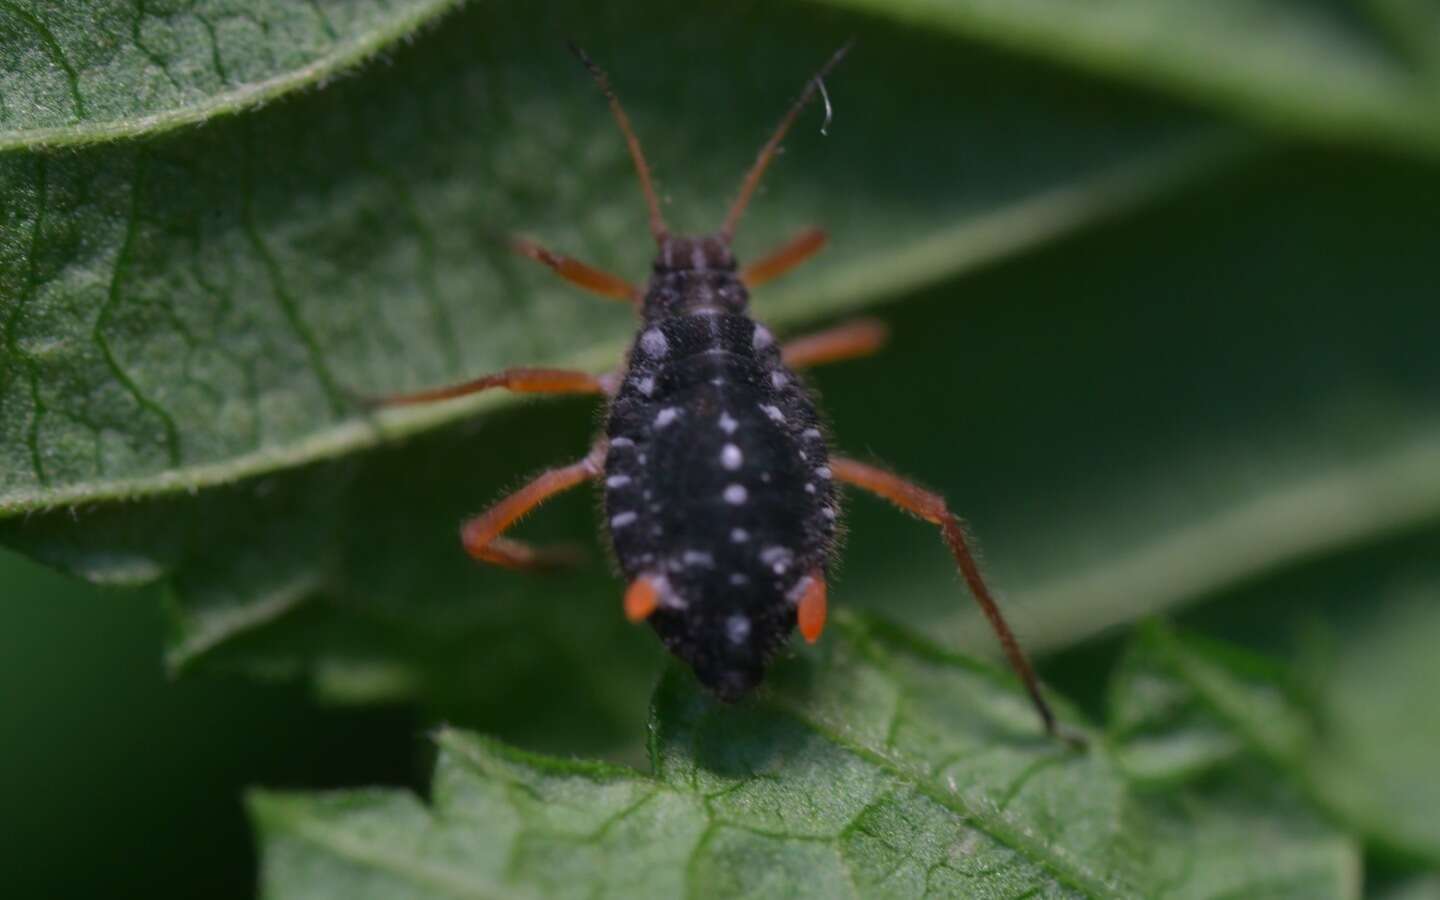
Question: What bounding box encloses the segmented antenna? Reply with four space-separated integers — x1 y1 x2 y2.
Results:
721 41 853 241
569 43 669 243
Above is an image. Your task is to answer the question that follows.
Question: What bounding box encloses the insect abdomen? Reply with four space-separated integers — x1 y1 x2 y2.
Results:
603 311 837 698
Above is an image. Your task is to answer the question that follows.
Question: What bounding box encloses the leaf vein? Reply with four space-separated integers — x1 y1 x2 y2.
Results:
240 121 348 418
0 0 86 120
94 153 183 468
776 700 1117 898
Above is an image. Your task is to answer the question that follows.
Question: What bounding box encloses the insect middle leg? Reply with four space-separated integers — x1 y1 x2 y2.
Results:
781 318 889 369
742 227 828 288
461 444 605 571
830 456 1078 744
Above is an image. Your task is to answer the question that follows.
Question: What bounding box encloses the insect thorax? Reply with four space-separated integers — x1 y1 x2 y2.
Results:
641 234 748 319
602 287 839 699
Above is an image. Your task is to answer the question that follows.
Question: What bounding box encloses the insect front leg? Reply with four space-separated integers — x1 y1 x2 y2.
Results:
741 227 828 287
509 236 642 302
460 444 606 571
364 367 616 408
831 456 1081 746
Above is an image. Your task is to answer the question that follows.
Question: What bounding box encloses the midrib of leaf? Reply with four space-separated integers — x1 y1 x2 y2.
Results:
0 133 1235 517
0 0 468 152
811 0 1440 157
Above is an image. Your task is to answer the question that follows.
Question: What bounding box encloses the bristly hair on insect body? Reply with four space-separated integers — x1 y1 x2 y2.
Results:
372 43 1078 744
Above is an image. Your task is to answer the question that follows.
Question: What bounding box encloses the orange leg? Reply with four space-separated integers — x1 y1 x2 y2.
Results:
741 227 828 288
461 446 603 571
366 367 611 408
831 457 1074 743
510 236 641 302
781 318 889 369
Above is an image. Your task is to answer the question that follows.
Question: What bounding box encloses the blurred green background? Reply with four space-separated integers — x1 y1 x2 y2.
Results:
0 547 422 898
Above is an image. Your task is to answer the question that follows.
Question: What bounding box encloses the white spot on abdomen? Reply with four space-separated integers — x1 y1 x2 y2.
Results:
730 527 750 543
760 545 794 575
724 484 748 505
753 324 774 349
718 412 738 434
760 404 785 423
640 328 668 357
610 511 637 528
721 444 742 470
726 615 751 644
682 550 715 568
655 407 680 428
635 375 655 397
606 475 631 489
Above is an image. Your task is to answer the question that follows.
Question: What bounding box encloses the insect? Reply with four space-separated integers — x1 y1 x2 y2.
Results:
377 44 1064 738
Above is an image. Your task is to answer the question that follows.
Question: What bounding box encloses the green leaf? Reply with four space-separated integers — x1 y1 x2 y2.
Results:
818 0 1440 157
1110 606 1440 866
252 618 1360 899
0 0 465 150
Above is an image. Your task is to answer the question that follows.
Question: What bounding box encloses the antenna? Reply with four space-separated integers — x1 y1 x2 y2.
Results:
569 43 669 243
721 41 853 241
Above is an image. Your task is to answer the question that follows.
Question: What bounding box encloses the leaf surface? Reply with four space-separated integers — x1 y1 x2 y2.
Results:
252 619 1360 899
0 0 464 149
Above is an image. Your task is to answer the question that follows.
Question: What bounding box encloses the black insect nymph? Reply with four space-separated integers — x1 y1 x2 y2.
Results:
376 44 1071 740
604 235 836 700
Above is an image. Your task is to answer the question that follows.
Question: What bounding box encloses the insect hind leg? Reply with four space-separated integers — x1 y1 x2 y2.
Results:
831 456 1082 746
